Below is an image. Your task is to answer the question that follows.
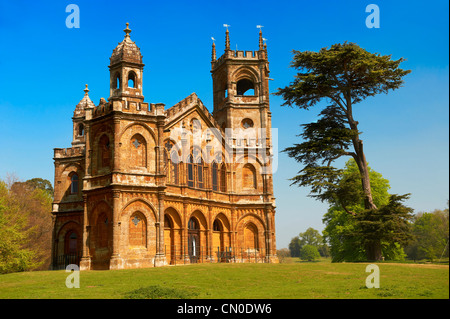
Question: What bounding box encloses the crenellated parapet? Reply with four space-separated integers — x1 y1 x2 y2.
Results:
54 146 85 159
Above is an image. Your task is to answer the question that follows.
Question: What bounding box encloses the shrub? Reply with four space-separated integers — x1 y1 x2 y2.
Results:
299 245 321 261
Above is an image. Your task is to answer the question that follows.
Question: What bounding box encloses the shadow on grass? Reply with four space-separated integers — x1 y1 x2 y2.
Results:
123 285 199 299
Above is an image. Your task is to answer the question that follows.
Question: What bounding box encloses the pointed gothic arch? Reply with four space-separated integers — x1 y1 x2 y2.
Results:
130 133 147 168
129 211 147 247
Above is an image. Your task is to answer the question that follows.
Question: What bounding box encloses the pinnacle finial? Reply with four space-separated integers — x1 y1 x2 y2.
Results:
211 37 216 61
124 22 131 38
84 84 89 95
257 25 264 50
223 24 230 51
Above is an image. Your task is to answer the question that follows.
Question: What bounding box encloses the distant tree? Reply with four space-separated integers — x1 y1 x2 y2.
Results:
11 178 53 197
318 243 330 258
25 178 54 196
288 236 301 257
299 227 322 247
406 207 449 261
298 227 330 257
299 245 321 261
0 176 52 273
0 181 38 273
275 42 411 260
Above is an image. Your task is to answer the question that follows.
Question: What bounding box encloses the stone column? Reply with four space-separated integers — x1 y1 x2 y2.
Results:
154 193 167 267
80 194 91 270
207 206 214 262
110 190 123 269
182 201 190 263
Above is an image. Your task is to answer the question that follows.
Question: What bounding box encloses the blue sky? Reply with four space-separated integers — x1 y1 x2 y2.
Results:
0 0 448 249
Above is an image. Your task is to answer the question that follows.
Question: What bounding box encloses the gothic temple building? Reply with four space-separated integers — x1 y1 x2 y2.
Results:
51 24 278 270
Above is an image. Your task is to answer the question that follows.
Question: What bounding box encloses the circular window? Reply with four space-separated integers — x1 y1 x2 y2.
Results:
241 118 254 129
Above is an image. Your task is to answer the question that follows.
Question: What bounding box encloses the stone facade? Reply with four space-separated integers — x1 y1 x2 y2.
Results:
51 24 278 270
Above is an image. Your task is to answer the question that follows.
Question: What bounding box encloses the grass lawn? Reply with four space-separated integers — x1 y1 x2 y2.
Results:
0 258 448 299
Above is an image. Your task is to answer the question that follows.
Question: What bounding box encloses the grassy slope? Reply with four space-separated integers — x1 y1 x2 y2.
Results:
0 259 448 299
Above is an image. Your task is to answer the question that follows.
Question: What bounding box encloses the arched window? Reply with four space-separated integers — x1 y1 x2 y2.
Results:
187 150 205 189
129 212 147 247
195 157 204 189
243 163 256 189
211 162 218 191
78 123 84 136
170 152 179 184
220 163 226 192
213 219 222 231
187 154 194 187
236 79 255 96
128 71 136 88
130 134 147 168
164 141 179 185
70 173 79 194
114 73 121 89
188 217 199 230
98 135 111 169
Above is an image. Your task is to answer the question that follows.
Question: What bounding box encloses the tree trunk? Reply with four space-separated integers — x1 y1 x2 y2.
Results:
354 148 377 211
348 119 377 211
366 240 382 261
346 101 380 261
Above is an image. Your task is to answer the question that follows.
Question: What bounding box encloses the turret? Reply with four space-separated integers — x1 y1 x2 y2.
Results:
109 23 145 103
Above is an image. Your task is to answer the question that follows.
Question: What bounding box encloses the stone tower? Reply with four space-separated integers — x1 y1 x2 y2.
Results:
210 27 276 262
77 23 166 270
211 27 271 136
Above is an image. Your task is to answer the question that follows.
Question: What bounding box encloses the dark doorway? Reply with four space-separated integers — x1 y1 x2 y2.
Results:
188 217 200 263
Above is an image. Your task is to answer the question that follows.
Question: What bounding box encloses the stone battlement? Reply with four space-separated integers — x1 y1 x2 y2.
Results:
54 146 85 158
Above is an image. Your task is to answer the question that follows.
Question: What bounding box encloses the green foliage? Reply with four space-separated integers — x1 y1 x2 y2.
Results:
277 42 411 218
299 227 323 247
288 236 302 257
323 207 366 262
289 227 330 258
299 244 321 261
406 208 449 261
276 42 411 110
0 177 53 274
0 181 38 274
25 178 54 197
350 194 414 260
323 160 412 262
